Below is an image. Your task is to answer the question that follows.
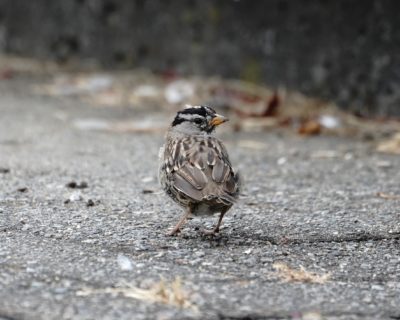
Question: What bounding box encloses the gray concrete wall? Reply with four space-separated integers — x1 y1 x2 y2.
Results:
0 0 399 116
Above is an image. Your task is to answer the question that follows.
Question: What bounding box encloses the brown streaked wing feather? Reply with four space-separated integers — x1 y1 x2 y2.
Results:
175 164 208 190
172 173 203 201
212 157 228 183
225 173 237 193
170 137 239 203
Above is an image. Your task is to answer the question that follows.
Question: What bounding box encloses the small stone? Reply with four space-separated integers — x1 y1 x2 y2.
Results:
141 176 154 183
277 157 287 165
117 254 133 271
69 192 82 202
21 224 31 231
66 181 77 188
66 181 88 189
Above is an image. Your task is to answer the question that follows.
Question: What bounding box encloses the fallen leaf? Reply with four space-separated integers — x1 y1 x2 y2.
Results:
376 192 400 200
298 120 321 135
76 278 196 310
233 92 280 118
273 262 330 284
260 92 280 117
376 132 400 155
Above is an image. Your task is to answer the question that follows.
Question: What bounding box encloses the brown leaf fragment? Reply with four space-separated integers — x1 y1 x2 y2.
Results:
233 92 280 118
376 132 400 155
260 92 280 117
376 192 400 200
273 262 330 284
298 120 322 135
76 278 196 310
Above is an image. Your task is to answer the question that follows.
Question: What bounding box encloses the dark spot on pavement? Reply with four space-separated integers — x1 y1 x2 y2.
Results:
66 181 88 189
142 189 154 194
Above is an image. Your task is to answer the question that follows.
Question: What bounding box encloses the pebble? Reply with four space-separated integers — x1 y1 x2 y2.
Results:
117 254 133 271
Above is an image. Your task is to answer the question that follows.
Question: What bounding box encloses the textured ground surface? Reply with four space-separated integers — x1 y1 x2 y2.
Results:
0 78 400 320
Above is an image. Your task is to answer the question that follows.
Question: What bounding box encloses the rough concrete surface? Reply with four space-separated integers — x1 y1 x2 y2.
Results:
0 77 400 320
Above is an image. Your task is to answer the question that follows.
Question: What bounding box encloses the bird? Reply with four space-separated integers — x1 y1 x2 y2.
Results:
159 105 240 236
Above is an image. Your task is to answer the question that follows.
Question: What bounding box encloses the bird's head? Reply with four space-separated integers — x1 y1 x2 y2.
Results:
171 105 228 134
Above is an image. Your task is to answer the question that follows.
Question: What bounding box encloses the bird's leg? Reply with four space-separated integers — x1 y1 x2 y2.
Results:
202 208 228 235
167 208 191 236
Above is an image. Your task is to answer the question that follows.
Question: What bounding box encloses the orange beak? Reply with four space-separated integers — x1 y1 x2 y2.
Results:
210 114 228 126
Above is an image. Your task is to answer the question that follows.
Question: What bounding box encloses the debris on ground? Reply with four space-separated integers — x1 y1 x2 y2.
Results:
273 262 331 284
86 199 96 207
31 68 400 139
0 167 10 174
376 132 400 155
376 192 400 200
76 277 196 310
117 254 134 271
66 181 88 189
142 189 155 194
298 119 322 136
64 191 83 203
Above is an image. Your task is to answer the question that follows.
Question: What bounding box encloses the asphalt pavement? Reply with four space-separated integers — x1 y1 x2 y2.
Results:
0 78 400 320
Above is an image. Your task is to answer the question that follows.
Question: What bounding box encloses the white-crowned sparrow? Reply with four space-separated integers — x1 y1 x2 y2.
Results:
159 105 240 236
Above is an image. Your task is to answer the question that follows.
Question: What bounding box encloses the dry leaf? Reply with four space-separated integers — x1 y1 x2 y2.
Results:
233 92 280 118
76 277 196 310
273 262 330 284
376 132 400 155
376 192 400 200
298 120 322 135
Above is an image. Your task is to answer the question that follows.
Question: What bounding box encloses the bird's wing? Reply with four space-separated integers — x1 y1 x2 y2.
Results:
170 137 239 204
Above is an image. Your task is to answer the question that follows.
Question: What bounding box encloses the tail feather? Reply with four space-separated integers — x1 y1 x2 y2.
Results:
204 193 237 206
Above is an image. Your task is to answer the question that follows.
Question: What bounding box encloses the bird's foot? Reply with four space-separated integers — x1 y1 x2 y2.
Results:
166 228 181 236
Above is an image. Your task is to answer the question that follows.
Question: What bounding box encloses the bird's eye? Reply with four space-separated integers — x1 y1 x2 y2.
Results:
193 118 203 124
